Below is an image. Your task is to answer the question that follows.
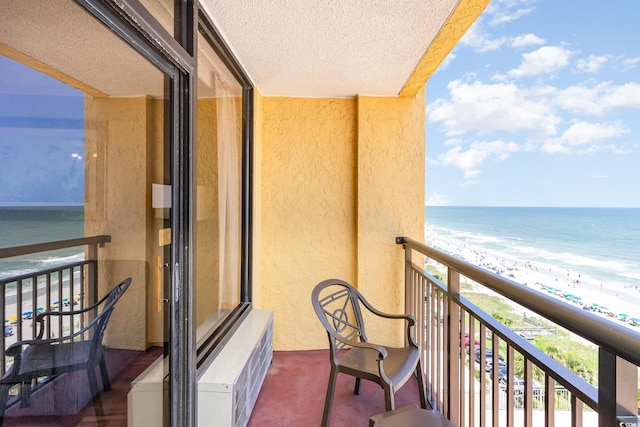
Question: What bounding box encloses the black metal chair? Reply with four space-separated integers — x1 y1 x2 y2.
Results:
0 277 131 416
311 279 427 427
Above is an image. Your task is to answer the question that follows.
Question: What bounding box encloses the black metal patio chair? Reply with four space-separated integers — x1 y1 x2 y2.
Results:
311 279 427 427
0 277 131 416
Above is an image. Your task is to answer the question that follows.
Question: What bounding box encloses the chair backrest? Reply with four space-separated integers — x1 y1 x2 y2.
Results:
88 277 131 354
312 279 369 358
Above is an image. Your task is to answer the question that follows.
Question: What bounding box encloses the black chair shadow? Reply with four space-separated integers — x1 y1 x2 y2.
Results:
0 277 131 417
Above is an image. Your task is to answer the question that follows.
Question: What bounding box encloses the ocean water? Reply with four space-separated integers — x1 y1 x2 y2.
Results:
425 206 640 289
0 206 85 279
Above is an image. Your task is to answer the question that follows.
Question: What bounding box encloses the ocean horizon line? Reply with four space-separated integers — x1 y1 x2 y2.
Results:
426 205 640 210
0 203 83 208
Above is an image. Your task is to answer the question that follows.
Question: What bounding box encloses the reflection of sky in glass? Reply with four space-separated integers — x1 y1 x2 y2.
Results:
0 55 84 205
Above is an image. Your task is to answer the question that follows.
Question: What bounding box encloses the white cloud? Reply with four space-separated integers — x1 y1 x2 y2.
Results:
438 140 519 174
428 79 560 137
426 192 448 206
554 82 640 115
576 54 610 73
620 56 640 71
511 33 544 48
542 121 629 154
459 23 509 53
460 24 542 54
602 82 640 109
485 0 536 25
507 46 573 78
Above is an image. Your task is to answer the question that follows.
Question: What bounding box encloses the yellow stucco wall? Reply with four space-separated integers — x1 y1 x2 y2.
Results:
258 97 359 350
84 96 165 351
256 90 425 350
355 89 426 346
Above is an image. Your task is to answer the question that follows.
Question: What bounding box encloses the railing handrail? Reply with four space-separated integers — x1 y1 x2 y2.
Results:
397 236 640 368
0 235 111 259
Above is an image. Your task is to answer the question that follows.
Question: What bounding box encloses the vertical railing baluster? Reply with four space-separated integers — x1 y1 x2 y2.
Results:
433 285 440 411
16 279 23 342
466 310 474 427
545 375 555 427
31 275 38 339
507 344 515 427
57 269 63 338
479 322 487 427
447 268 461 426
45 273 52 339
69 266 75 336
525 357 533 427
0 285 5 376
491 333 500 427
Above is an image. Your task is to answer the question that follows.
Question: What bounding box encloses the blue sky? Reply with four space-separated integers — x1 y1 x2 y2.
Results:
0 56 85 205
426 0 640 208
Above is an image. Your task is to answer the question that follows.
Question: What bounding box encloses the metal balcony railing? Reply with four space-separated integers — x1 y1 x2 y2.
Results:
397 236 640 427
0 235 110 377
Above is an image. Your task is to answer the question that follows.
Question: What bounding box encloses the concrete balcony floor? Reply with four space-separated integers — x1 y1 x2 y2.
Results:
0 348 425 426
248 350 426 427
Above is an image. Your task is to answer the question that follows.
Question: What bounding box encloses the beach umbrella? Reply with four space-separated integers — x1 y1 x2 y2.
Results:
619 313 629 318
8 315 17 322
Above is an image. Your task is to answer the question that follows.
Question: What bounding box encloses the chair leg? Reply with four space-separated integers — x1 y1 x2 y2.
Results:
19 381 32 408
415 361 428 409
383 383 395 412
87 366 99 397
99 355 111 391
321 368 338 427
0 383 11 417
354 377 361 395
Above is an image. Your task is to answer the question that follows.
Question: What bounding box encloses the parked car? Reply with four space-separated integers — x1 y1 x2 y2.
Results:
463 333 481 354
499 375 525 394
474 346 505 364
4 325 13 337
485 359 507 372
489 367 507 380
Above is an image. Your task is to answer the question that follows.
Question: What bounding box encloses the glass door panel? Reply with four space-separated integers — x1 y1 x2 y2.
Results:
194 31 244 341
0 1 171 424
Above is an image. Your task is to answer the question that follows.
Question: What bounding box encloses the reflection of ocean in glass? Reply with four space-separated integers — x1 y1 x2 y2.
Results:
0 206 84 279
425 206 640 289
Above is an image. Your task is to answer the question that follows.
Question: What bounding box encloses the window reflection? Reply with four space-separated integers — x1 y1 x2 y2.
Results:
195 32 243 340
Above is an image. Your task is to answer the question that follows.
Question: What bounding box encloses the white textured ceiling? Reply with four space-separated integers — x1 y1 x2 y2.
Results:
201 0 460 98
0 1 459 99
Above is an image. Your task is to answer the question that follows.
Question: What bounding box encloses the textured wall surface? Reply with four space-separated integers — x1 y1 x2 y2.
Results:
356 90 426 346
258 92 426 350
84 97 163 351
260 97 358 350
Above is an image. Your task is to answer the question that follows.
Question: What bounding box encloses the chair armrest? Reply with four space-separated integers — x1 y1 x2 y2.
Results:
330 332 389 359
356 298 420 348
358 299 416 326
7 324 92 353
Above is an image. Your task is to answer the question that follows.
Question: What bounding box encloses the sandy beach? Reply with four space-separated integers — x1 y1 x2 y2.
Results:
425 231 640 329
3 276 82 347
